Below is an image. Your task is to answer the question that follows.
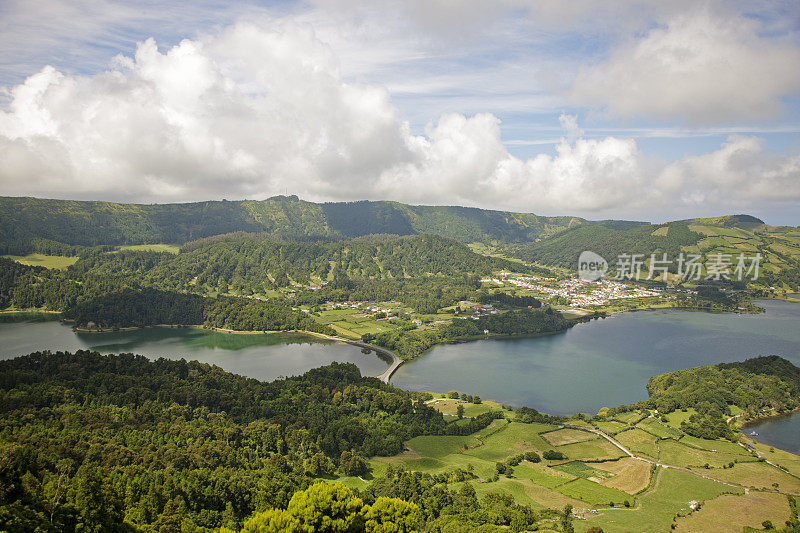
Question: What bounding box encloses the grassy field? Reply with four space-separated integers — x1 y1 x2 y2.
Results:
673 492 791 532
614 428 660 460
364 399 800 531
593 420 629 434
579 467 743 532
315 307 409 339
463 421 556 462
555 437 627 461
5 253 78 269
542 428 597 446
595 458 653 494
557 478 632 506
636 417 683 439
679 434 752 456
695 460 800 495
552 461 609 479
117 243 180 253
658 439 749 469
428 397 500 418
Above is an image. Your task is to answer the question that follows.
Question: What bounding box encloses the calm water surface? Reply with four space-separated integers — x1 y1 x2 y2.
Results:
392 299 800 420
0 318 389 381
1 300 798 450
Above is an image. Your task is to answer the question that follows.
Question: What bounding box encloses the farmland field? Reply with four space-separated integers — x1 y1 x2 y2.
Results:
5 253 78 269
595 457 653 494
555 437 627 461
542 428 597 446
614 428 660 459
580 467 743 532
673 492 791 532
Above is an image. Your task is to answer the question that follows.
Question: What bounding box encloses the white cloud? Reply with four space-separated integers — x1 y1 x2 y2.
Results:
657 136 800 207
570 8 800 124
0 21 798 222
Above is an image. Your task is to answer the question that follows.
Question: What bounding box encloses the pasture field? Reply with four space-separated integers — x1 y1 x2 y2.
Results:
593 420 628 434
315 308 397 338
557 478 631 506
555 437 627 461
636 417 683 438
404 433 480 459
117 243 180 253
614 428 660 459
513 462 576 489
658 439 748 469
519 482 588 512
463 421 556 462
612 410 645 424
595 457 653 494
673 492 791 533
428 398 497 418
542 428 597 446
679 434 751 456
5 253 78 269
579 467 742 533
695 460 800 495
552 461 610 481
366 401 800 531
746 438 800 477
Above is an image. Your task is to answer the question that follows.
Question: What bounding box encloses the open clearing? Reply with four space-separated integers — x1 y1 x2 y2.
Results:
557 478 631 506
117 243 179 253
542 428 597 446
695 460 800 495
673 492 791 532
595 457 653 494
615 428 661 459
5 253 78 269
658 439 749 468
556 437 627 461
580 467 742 533
367 402 800 531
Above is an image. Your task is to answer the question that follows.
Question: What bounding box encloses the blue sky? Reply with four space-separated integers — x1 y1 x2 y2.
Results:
0 0 799 224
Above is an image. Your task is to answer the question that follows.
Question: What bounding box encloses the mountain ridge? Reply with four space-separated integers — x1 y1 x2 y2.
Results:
0 195 771 255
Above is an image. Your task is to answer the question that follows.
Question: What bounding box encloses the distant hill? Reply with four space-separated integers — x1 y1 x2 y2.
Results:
0 195 592 254
513 214 800 289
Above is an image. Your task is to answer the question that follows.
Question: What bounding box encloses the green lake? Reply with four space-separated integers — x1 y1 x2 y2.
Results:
0 319 390 381
1 298 798 451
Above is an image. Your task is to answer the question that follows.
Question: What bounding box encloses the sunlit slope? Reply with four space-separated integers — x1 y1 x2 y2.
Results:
514 214 800 288
0 195 596 253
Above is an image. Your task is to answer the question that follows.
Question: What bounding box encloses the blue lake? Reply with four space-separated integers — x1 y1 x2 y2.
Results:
1 299 798 451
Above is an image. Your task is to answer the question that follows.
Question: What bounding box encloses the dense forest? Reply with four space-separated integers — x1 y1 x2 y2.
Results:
604 356 800 440
39 233 523 316
0 351 555 532
0 196 590 254
363 308 569 359
73 233 520 293
512 222 704 269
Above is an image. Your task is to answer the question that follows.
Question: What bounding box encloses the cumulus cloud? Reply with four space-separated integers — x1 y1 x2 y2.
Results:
657 136 800 207
0 21 798 220
570 8 800 123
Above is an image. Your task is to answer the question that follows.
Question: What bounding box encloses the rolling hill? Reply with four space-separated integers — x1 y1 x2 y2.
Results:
0 195 589 254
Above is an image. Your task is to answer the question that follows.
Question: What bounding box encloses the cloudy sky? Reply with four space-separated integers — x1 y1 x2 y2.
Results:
1 0 799 224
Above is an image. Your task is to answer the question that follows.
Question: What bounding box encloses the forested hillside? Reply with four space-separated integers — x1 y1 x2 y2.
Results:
0 195 590 254
64 234 521 314
513 215 800 289
617 355 800 440
0 351 550 532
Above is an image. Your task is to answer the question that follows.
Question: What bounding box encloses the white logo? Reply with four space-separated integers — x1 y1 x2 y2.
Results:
578 251 607 281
